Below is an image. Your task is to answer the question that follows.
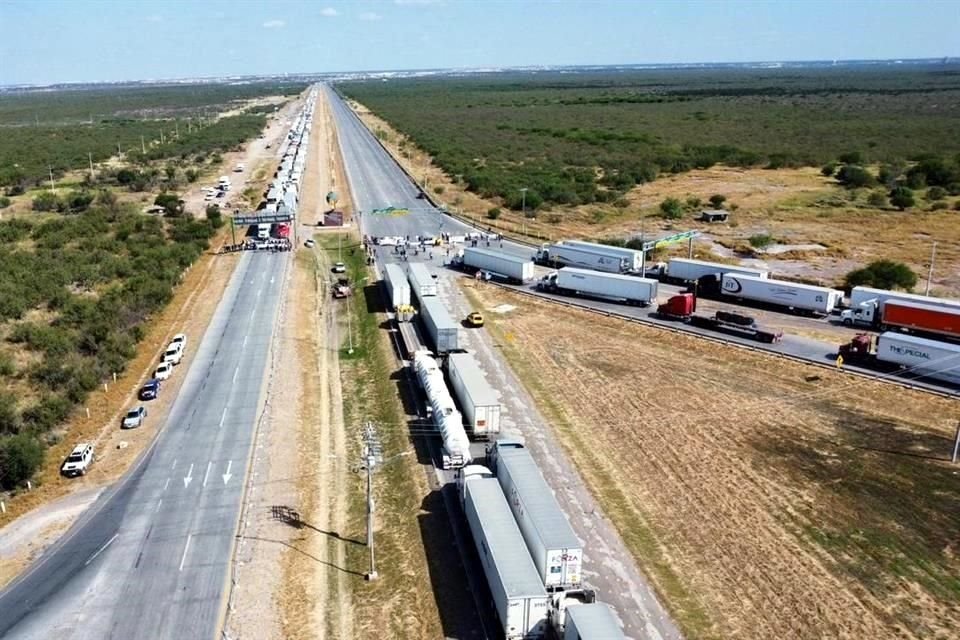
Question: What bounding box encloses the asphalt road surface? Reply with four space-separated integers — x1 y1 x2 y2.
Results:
0 250 289 640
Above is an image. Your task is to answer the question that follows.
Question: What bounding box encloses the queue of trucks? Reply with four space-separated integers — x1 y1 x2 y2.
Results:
455 247 536 284
538 267 658 306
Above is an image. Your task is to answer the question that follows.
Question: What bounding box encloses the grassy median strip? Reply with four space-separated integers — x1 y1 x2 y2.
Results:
317 234 442 639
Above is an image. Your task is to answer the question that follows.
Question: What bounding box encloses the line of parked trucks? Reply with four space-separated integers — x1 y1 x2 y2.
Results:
379 261 624 639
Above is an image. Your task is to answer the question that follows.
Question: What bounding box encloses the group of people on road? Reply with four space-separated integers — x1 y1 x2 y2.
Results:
220 238 293 254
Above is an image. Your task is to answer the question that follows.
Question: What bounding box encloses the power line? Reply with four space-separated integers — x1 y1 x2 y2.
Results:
361 421 382 581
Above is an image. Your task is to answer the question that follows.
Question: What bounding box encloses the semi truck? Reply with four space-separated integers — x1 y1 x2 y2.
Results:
843 286 960 328
662 258 769 284
454 247 536 283
534 243 629 274
841 288 960 337
407 262 438 301
413 351 472 468
446 352 502 440
419 297 460 354
720 274 843 316
382 263 411 311
656 293 783 343
488 440 584 590
561 240 643 272
461 473 550 640
838 332 960 386
537 268 658 306
562 603 626 640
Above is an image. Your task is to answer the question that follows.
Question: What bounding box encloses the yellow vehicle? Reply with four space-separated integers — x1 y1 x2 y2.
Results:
466 312 484 327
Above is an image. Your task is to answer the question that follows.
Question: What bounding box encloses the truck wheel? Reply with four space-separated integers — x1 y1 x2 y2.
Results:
842 318 852 327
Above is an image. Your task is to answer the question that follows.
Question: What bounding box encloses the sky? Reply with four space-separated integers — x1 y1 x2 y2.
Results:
1 0 959 85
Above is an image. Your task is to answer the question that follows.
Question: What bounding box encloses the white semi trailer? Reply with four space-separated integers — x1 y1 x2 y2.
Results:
720 274 843 316
535 243 629 274
419 297 460 353
489 440 584 590
562 240 643 272
462 474 550 640
562 603 625 640
382 263 411 310
665 258 769 283
407 262 438 300
876 333 960 384
841 285 960 328
538 268 658 306
413 351 471 468
457 247 536 283
446 352 502 440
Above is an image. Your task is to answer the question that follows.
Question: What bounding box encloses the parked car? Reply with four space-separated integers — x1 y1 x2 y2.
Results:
170 333 187 350
162 346 183 365
122 406 148 429
332 262 346 274
139 379 161 401
61 443 94 477
155 361 173 381
465 312 485 327
304 239 315 248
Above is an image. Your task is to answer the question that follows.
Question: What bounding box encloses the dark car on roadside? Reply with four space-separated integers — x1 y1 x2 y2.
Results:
139 379 161 401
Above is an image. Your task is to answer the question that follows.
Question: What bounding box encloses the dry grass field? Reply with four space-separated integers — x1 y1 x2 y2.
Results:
465 285 960 640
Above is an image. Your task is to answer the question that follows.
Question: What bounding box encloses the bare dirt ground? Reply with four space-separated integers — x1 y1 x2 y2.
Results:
467 286 960 640
350 103 960 297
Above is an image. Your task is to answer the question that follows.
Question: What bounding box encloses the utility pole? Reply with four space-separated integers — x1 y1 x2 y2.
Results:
48 166 55 192
640 209 646 275
952 420 960 464
362 422 382 580
519 187 528 236
925 241 937 296
175 121 179 139
141 135 146 154
160 130 165 145
88 152 94 180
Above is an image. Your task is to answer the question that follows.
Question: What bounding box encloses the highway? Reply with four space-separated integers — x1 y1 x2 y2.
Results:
0 250 289 639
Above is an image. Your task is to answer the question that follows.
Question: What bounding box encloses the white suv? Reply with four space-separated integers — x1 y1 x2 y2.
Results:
170 333 187 351
162 345 183 365
61 443 95 477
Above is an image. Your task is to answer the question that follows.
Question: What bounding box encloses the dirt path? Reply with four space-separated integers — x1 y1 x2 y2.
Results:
468 286 960 640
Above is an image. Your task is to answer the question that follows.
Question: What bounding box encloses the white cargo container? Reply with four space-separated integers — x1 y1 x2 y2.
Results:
667 258 768 283
490 441 583 589
720 274 843 316
542 267 657 306
842 285 960 327
461 247 535 283
382 263 411 310
413 351 471 468
876 333 960 385
563 240 643 272
536 244 628 274
419 297 460 353
463 476 550 640
447 352 502 440
563 603 625 640
407 262 438 300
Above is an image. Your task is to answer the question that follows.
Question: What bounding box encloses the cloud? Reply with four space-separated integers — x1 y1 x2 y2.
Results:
263 19 285 28
358 11 382 21
320 7 339 17
145 14 163 23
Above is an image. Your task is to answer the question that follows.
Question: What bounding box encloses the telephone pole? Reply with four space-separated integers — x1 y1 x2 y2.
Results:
925 241 938 296
362 422 382 580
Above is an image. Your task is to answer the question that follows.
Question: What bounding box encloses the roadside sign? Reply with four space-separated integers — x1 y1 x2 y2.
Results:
233 213 294 225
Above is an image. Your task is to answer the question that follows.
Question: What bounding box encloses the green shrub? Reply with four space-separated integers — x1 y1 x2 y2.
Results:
927 186 947 200
0 352 14 376
709 194 726 208
433 186 445 195
0 392 19 435
836 165 875 188
22 395 72 432
890 186 915 210
821 163 837 177
486 207 501 220
845 259 917 291
867 191 888 207
32 191 62 212
0 196 10 209
749 233 775 249
0 434 45 490
930 200 949 211
659 197 683 219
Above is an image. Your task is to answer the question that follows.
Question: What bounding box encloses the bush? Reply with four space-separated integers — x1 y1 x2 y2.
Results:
32 191 62 212
205 204 223 228
685 196 702 209
709 194 727 208
821 163 837 177
0 196 10 209
0 352 14 376
749 233 775 249
955 200 960 211
845 259 917 291
22 395 72 432
927 186 947 200
930 200 949 211
659 197 684 219
867 191 888 208
154 193 184 217
838 151 863 165
0 434 45 490
890 186 915 211
486 207 501 220
835 165 875 188
0 391 19 435
433 186 445 195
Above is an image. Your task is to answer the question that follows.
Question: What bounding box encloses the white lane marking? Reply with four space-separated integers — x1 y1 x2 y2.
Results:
222 460 233 485
257 288 262 298
270 277 275 284
233 367 239 383
183 463 194 488
202 461 212 487
163 478 170 491
242 335 248 349
85 533 119 566
219 407 228 429
179 534 192 572
155 499 163 513
171 459 177 471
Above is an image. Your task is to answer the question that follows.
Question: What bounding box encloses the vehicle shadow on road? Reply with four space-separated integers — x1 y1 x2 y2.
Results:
239 534 366 577
269 504 364 545
417 488 489 640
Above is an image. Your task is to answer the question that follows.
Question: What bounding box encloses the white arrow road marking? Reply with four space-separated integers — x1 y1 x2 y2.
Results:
183 463 194 488
222 460 233 485
179 534 192 572
202 461 213 487
85 534 118 566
